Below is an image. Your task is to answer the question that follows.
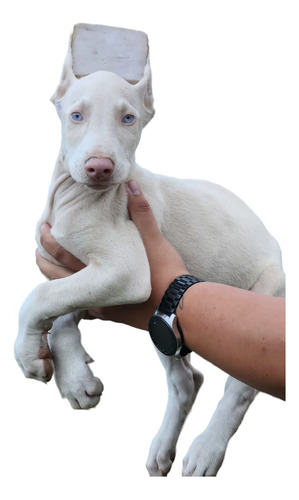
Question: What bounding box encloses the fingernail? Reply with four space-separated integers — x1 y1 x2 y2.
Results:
127 179 141 195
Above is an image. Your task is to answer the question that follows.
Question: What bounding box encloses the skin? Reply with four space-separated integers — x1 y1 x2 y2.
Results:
36 180 285 400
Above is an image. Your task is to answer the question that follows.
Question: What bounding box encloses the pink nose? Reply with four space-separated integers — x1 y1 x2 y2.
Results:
85 157 114 182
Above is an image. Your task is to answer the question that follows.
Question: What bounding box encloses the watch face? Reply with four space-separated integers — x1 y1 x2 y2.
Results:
148 316 179 356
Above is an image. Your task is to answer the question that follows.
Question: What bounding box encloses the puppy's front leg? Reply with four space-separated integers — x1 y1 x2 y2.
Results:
15 259 150 382
146 352 203 476
49 312 103 409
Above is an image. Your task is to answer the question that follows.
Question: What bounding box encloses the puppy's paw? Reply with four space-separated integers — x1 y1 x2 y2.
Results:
182 432 226 476
15 332 54 383
146 437 176 476
54 357 104 409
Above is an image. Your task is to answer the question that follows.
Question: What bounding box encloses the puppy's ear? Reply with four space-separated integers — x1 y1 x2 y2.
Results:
50 39 77 112
136 57 155 126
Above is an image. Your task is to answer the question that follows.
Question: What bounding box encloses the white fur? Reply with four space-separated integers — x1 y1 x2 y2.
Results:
14 43 285 476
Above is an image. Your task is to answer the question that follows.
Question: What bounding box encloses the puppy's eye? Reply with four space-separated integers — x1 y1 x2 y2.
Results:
71 112 84 122
121 114 135 124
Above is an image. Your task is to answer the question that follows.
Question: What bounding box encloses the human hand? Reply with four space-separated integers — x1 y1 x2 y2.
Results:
36 180 188 328
36 223 85 279
126 180 188 305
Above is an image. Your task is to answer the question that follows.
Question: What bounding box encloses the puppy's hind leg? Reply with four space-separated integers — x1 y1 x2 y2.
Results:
146 352 203 476
49 312 104 409
182 377 257 476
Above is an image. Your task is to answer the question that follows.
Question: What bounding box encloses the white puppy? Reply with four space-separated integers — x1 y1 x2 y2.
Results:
15 43 284 476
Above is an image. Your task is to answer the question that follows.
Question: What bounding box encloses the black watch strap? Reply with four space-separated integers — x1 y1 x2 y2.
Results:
158 274 204 316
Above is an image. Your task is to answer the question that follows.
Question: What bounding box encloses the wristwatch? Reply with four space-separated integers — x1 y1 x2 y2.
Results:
148 274 204 359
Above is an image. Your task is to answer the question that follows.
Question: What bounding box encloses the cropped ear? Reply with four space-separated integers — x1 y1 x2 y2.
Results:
50 38 77 112
135 57 155 126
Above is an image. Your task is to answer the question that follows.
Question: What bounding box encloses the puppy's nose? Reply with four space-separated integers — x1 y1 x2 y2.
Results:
85 157 114 181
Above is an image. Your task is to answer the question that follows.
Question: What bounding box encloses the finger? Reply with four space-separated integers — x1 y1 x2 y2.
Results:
36 249 74 279
39 333 53 360
40 223 85 272
39 333 53 382
126 180 164 247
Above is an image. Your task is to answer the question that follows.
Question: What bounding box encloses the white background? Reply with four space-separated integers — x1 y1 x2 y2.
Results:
1 1 297 498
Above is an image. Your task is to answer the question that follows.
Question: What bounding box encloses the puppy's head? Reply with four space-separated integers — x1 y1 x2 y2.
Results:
51 45 154 191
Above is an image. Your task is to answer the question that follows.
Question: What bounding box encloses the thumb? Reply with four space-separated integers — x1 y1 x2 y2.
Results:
126 179 188 304
126 180 163 247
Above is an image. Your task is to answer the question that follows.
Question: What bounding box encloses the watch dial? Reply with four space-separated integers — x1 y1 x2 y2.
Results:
148 316 178 356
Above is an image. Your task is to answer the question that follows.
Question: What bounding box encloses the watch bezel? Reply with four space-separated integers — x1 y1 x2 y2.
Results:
148 312 183 358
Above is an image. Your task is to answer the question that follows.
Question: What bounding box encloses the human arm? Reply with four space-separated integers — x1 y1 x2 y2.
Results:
176 282 285 399
125 181 285 399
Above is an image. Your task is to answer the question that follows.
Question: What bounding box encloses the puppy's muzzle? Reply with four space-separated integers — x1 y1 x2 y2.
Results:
85 157 114 183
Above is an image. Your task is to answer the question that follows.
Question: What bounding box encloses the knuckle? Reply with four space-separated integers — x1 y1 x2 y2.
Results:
138 199 151 212
53 245 65 263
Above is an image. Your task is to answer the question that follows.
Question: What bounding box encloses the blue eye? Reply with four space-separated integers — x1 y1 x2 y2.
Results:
122 114 135 124
71 112 83 122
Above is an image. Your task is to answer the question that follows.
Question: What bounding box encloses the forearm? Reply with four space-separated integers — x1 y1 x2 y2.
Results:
177 282 285 399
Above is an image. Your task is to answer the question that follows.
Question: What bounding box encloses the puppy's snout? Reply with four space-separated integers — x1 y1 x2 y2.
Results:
85 157 114 181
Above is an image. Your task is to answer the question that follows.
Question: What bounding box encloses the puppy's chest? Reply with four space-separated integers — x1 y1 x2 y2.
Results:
47 184 128 263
